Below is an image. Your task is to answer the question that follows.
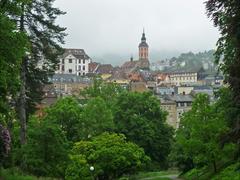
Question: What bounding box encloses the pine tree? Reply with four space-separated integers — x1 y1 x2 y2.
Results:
17 0 66 144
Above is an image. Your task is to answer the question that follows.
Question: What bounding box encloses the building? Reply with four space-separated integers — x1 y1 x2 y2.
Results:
56 49 91 76
121 30 150 73
160 99 177 128
156 72 198 86
160 94 194 129
175 86 194 95
139 29 149 61
49 74 91 96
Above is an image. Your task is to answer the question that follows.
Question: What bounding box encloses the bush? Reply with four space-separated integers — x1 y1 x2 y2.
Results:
212 163 240 180
66 133 150 180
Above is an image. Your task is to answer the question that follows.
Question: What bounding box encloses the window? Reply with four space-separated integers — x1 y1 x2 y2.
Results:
83 65 85 70
69 59 72 63
62 65 64 71
83 59 85 64
78 72 81 76
79 59 81 64
62 59 64 64
69 69 72 73
83 72 85 75
78 65 81 70
180 102 185 107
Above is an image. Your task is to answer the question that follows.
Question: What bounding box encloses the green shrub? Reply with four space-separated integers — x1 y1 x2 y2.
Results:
212 163 240 180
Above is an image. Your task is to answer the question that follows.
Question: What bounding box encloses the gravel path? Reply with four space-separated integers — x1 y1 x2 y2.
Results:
141 174 182 180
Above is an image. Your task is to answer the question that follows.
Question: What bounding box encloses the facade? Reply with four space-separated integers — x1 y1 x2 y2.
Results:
49 74 91 96
56 49 91 76
160 99 177 128
160 94 193 129
175 86 194 95
156 72 198 86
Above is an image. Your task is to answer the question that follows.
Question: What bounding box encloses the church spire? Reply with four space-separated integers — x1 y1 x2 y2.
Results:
138 29 149 60
141 28 146 42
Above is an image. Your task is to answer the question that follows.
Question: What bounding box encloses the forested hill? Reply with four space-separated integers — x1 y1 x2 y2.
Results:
164 50 217 73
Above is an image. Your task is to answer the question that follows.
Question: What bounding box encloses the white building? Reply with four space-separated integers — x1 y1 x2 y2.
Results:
56 49 91 76
156 72 198 86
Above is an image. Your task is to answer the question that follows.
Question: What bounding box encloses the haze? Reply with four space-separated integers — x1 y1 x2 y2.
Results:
54 0 219 65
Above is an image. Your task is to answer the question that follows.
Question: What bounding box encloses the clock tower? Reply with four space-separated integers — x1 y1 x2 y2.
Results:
138 30 149 60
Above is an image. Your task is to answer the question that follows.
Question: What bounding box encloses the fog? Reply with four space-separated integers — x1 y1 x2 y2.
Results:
54 0 219 65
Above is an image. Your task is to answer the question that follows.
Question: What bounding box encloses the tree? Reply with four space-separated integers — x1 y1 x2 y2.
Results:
205 0 240 143
173 94 236 173
114 92 173 168
0 2 27 120
21 116 69 178
44 97 83 142
15 0 66 145
81 97 114 139
81 78 125 108
66 133 150 180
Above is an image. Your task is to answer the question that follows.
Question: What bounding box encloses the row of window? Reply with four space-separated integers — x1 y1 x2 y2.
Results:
170 76 196 81
57 65 86 71
61 59 86 64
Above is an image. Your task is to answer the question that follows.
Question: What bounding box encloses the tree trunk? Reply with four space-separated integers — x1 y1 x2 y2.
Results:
213 159 217 173
18 3 27 145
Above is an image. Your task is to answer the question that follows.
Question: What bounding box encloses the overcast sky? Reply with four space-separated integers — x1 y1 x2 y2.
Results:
54 0 219 65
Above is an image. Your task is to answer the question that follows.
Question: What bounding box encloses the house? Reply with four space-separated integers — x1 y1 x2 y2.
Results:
156 86 174 95
156 72 198 86
49 74 91 96
130 82 148 92
175 86 194 95
161 94 194 129
56 49 92 76
160 99 177 128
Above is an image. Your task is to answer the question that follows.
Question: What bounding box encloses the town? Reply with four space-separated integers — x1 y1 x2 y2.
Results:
1 1 239 180
41 31 224 130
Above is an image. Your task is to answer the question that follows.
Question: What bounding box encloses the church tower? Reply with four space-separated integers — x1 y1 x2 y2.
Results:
138 30 149 60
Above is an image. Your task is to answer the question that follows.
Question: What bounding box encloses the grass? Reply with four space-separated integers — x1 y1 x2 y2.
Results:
0 168 57 180
120 170 180 180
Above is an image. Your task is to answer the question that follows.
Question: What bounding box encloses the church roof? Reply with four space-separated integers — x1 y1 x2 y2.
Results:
139 41 149 48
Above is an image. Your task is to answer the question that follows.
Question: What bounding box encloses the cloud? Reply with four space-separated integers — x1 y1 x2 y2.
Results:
54 0 219 64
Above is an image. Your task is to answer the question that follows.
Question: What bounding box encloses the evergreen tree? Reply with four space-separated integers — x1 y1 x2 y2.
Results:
16 0 66 144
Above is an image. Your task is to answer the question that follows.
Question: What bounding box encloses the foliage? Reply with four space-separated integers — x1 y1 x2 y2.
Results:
81 78 125 108
44 97 83 142
43 96 114 142
0 12 27 114
20 116 69 178
17 0 66 115
205 0 240 143
164 50 216 73
66 133 150 180
114 92 173 168
81 97 114 138
212 162 240 180
172 94 237 173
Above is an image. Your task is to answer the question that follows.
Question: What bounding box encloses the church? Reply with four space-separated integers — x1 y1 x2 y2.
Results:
121 30 150 72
